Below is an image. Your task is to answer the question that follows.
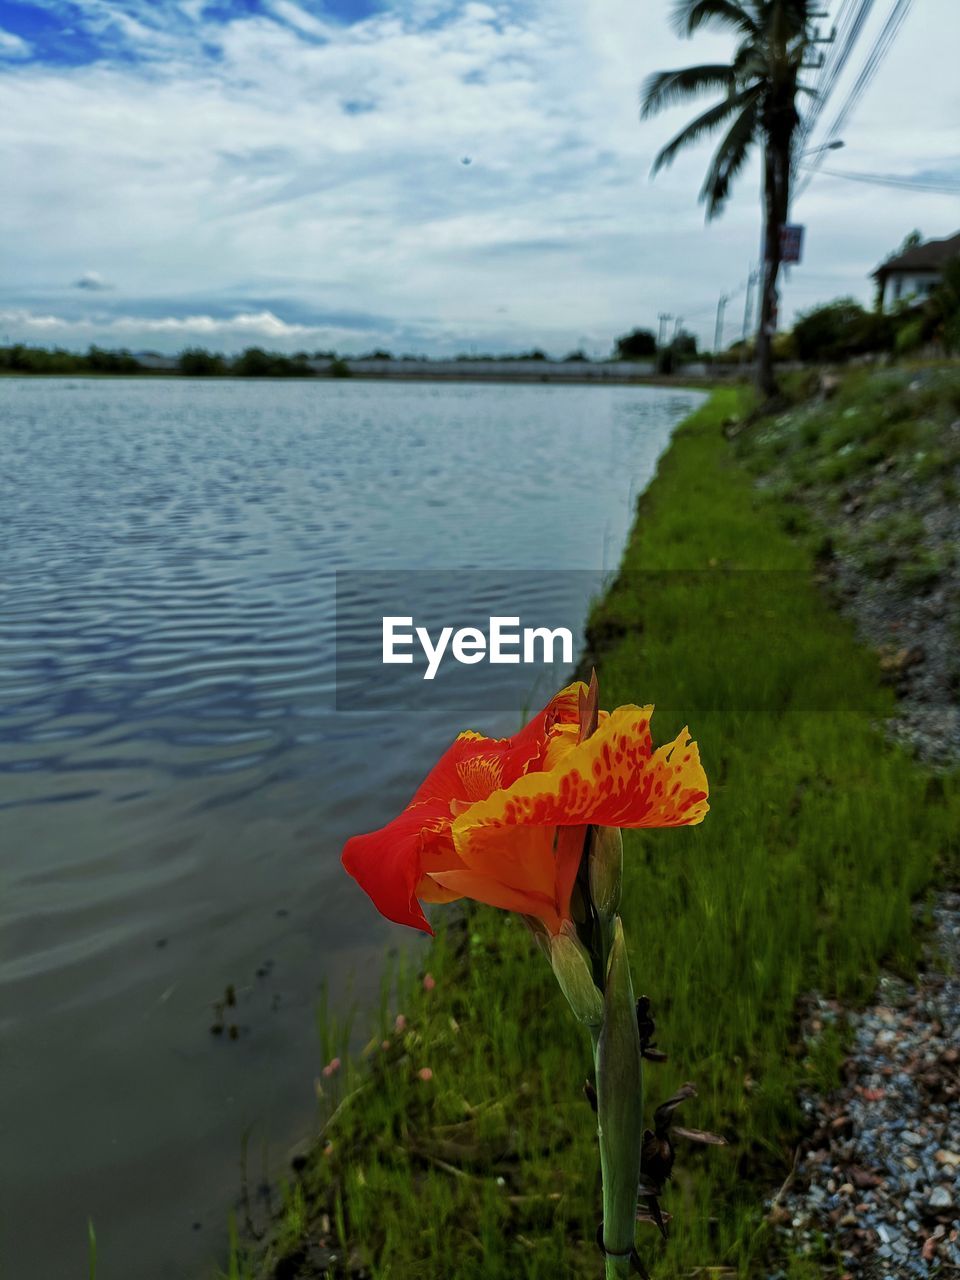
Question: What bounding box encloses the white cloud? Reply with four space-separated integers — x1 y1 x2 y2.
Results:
0 1 957 353
266 0 333 40
0 307 309 336
0 307 373 349
0 28 30 59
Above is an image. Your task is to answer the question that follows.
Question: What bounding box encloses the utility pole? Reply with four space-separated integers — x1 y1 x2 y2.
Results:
714 294 728 354
673 316 684 341
657 313 672 348
742 269 759 343
802 12 834 67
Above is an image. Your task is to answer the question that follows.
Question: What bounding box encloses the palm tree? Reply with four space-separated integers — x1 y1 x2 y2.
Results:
641 0 815 397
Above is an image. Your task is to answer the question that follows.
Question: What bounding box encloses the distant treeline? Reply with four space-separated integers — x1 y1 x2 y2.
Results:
1 344 147 375
0 333 687 378
0 343 610 376
0 344 352 377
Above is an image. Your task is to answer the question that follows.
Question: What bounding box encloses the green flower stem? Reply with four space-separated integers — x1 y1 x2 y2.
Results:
550 827 641 1277
594 916 643 1279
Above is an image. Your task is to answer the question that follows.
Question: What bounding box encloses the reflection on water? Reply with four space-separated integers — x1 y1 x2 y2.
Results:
0 376 703 1278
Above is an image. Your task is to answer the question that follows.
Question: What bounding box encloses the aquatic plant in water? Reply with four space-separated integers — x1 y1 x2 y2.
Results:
342 674 724 1277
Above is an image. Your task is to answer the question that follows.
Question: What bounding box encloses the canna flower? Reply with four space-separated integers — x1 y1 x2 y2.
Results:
341 680 708 936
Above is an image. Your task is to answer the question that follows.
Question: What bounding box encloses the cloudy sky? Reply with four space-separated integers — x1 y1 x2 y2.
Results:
0 0 957 356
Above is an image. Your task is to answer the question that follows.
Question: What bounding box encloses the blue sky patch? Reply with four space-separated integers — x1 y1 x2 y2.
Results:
0 2 104 65
317 0 382 22
0 0 385 69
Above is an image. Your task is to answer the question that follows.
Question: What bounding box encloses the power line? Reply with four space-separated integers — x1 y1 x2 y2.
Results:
794 0 878 167
800 164 960 195
798 0 915 195
827 0 914 140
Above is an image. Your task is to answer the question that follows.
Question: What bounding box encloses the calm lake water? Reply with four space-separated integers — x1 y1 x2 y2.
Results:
0 377 703 1279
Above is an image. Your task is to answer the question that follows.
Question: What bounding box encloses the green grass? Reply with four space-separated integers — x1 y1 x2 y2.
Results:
224 382 960 1279
745 367 960 509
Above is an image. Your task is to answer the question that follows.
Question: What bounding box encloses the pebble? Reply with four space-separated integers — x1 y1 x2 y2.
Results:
773 893 960 1274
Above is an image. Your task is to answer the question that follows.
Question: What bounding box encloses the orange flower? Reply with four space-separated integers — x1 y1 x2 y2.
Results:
341 681 708 936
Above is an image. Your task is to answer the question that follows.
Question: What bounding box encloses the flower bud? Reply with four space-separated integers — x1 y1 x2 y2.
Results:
549 924 603 1027
588 825 623 921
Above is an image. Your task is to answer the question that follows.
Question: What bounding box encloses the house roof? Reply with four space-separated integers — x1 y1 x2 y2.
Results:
873 231 960 279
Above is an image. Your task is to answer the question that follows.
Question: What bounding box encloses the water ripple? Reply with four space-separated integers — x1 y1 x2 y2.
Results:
0 376 704 1280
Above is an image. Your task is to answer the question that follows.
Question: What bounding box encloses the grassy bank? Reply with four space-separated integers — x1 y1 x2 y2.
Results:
225 378 960 1280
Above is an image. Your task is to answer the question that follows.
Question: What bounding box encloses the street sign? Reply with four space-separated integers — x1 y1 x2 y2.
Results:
780 224 804 264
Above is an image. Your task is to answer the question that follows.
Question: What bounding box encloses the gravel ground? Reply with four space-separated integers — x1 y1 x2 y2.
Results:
812 374 960 765
823 561 960 764
771 893 960 1276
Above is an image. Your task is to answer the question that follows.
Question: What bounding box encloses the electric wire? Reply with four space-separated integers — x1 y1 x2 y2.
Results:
797 0 916 196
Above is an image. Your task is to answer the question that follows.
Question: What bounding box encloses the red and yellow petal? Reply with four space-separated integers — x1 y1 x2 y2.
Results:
434 820 559 917
451 704 708 860
425 860 563 933
410 682 586 808
341 688 707 937
341 799 452 935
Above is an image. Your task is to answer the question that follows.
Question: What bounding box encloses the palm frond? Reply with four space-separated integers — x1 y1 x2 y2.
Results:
640 64 736 118
699 92 761 217
671 0 760 38
731 39 764 80
650 89 755 175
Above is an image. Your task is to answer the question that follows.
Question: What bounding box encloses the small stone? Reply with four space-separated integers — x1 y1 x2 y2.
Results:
901 1130 924 1147
929 1186 954 1212
934 1150 960 1167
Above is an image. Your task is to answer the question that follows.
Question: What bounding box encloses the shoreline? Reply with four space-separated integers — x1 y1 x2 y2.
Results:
0 368 736 388
219 368 959 1280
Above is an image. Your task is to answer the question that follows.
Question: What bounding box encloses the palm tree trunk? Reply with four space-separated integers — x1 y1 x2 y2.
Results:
756 145 781 398
757 128 793 399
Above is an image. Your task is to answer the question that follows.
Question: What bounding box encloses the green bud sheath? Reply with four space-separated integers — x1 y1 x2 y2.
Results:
595 916 643 1277
589 825 623 923
549 924 604 1029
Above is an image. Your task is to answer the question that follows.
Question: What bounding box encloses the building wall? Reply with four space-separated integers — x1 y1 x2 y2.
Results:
882 271 941 311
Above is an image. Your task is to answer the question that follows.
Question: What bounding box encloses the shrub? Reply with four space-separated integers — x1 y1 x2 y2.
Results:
86 345 142 373
231 347 315 377
921 255 960 353
672 329 698 359
614 328 657 359
178 347 227 376
772 331 797 362
894 319 925 356
793 298 894 363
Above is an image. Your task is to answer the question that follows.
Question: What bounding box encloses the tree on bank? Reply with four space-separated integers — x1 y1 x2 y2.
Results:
178 347 227 376
641 0 815 398
614 328 657 359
